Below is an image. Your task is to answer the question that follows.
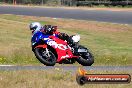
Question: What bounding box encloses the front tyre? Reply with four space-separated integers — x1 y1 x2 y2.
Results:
76 51 94 66
34 48 56 66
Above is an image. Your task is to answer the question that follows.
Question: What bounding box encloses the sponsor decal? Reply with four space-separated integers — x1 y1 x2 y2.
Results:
61 55 70 59
44 38 68 50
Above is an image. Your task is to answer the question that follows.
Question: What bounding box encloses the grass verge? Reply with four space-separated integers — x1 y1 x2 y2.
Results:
0 69 131 88
0 14 132 65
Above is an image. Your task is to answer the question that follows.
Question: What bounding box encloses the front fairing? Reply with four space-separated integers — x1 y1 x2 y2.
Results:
31 32 58 46
31 32 45 46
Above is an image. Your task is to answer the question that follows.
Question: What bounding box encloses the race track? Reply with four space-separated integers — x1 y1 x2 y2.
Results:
0 65 132 72
0 6 132 24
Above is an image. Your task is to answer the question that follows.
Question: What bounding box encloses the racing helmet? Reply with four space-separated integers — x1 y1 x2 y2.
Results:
29 22 41 32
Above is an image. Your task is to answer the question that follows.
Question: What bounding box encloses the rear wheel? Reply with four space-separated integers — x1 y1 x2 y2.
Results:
34 48 56 66
76 51 94 66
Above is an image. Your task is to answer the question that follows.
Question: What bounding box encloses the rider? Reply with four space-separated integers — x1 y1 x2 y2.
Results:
29 22 74 46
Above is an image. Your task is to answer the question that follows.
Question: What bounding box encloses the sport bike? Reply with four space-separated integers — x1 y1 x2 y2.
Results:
31 31 94 66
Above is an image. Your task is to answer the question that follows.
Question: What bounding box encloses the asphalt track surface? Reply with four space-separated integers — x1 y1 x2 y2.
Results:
0 65 132 72
0 6 132 24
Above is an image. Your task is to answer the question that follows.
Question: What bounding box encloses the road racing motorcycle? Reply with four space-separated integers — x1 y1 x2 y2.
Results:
31 31 94 66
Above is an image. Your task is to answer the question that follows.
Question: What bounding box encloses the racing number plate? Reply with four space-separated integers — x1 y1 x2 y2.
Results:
78 49 87 52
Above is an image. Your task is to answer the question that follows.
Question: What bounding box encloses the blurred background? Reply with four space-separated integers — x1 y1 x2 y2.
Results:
1 0 132 7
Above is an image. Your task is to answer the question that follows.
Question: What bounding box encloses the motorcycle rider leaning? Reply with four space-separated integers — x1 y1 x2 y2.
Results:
29 22 74 46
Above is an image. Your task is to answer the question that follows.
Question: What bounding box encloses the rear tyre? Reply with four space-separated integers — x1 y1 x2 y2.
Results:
76 51 94 66
34 48 56 66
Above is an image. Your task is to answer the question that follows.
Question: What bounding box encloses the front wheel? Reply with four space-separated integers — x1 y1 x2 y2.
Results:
76 51 94 66
34 48 56 66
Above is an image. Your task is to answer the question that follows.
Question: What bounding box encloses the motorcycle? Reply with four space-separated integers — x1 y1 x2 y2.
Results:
31 31 94 66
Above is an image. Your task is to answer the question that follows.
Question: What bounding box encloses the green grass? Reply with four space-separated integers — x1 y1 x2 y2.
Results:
0 70 131 88
0 14 132 65
91 4 132 8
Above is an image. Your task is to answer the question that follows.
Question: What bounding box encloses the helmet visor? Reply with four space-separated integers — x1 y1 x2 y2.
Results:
30 26 37 30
